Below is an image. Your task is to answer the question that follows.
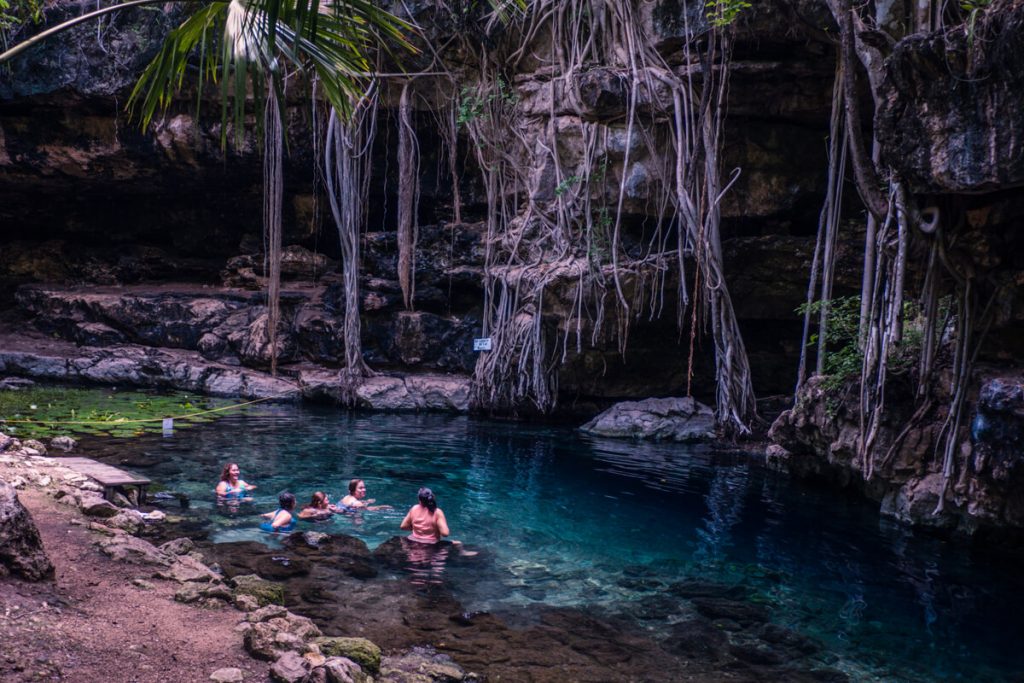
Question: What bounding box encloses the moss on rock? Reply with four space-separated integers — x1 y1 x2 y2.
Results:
231 573 285 606
314 637 381 674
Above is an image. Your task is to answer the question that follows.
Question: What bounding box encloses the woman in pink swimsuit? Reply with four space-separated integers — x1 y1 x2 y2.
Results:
400 487 449 544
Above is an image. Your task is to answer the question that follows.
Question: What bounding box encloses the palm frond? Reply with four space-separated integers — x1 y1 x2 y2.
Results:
129 0 417 137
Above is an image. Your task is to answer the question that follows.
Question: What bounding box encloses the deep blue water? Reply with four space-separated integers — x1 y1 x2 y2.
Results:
94 405 1024 681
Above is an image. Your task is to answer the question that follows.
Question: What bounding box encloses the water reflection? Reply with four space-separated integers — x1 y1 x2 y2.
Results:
402 539 451 586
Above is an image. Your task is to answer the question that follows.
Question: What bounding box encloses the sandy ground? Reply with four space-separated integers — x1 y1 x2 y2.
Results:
0 488 271 683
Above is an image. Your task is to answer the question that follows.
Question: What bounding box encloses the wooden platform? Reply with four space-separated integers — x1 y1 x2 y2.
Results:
61 457 150 503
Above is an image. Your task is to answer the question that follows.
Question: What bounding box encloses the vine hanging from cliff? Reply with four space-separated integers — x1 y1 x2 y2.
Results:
447 0 755 429
325 84 380 399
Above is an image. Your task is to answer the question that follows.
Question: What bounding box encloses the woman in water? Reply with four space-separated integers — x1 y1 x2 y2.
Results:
260 492 297 532
400 487 449 544
297 491 335 520
215 462 256 497
340 479 392 511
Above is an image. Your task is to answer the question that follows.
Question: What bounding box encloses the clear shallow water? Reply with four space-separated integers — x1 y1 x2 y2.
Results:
92 405 1024 682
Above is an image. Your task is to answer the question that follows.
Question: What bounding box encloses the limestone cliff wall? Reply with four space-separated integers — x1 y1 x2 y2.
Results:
1 1 1024 508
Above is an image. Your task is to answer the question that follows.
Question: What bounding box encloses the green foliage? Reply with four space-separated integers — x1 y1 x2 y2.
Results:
125 0 414 138
0 387 236 440
456 78 518 128
588 207 612 265
705 0 751 28
961 0 992 48
798 296 863 392
0 0 43 30
554 174 581 197
797 295 932 394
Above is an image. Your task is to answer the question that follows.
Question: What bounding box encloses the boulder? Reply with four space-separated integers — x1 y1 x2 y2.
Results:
314 638 381 675
234 594 260 612
579 397 716 441
271 651 311 683
105 510 145 534
22 439 47 456
95 531 173 566
157 554 222 583
48 436 77 452
0 479 54 581
243 612 322 661
877 3 1024 193
174 581 233 606
321 657 368 683
78 492 121 518
209 668 245 683
232 574 286 606
379 647 466 682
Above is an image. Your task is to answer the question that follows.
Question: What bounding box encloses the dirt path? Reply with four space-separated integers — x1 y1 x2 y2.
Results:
0 488 271 683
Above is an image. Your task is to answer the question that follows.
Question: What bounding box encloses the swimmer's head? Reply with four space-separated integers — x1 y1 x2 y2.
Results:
309 491 327 508
220 462 240 482
278 492 296 510
418 487 436 513
348 478 363 495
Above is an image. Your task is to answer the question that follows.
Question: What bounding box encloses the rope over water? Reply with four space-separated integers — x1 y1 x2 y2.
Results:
0 394 284 426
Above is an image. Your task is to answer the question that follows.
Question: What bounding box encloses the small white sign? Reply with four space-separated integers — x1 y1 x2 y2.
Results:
162 418 174 436
473 337 493 352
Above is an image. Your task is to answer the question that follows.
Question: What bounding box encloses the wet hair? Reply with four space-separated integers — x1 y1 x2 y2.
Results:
418 487 436 513
219 463 239 483
307 491 327 509
348 479 363 495
278 492 296 510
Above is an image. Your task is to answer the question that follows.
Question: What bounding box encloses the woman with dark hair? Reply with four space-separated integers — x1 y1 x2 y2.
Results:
215 462 256 497
400 487 450 544
340 478 392 511
260 492 297 532
298 491 335 520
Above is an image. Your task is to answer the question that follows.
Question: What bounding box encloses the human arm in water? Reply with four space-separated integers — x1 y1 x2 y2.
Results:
297 507 332 520
399 506 415 531
434 508 450 538
216 480 255 496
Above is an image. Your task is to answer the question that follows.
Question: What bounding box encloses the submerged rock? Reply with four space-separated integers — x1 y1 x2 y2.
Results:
0 478 54 581
579 397 716 442
379 646 467 682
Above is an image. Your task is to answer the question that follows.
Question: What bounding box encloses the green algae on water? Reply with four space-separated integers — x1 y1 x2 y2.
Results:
0 386 240 439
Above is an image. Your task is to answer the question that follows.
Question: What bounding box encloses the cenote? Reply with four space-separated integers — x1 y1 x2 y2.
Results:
78 401 1024 682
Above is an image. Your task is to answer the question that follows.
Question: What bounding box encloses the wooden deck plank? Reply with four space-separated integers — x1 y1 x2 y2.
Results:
61 457 151 487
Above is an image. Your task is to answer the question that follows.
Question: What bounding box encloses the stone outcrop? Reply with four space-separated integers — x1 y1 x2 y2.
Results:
579 397 716 442
0 478 54 581
876 0 1024 193
769 371 1024 533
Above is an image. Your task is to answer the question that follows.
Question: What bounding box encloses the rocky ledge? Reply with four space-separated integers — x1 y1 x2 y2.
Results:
768 373 1024 535
0 326 470 412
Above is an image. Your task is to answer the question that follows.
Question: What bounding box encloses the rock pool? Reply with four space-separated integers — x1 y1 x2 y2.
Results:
86 404 1024 681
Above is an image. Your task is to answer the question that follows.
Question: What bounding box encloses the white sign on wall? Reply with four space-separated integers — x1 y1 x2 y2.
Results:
473 337 493 352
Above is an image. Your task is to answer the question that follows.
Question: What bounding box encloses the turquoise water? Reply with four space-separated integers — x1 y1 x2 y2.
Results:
94 404 1024 681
